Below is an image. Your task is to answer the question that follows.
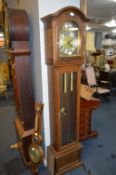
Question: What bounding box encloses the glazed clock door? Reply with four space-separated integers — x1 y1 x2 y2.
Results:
60 71 77 145
55 66 80 149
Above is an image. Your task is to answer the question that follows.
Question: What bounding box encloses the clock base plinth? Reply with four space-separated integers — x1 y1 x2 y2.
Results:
47 143 83 175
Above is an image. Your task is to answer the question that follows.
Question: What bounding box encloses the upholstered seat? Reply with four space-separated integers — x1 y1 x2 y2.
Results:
85 65 111 102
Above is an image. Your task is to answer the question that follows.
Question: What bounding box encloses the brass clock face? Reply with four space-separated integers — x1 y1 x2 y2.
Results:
59 21 80 57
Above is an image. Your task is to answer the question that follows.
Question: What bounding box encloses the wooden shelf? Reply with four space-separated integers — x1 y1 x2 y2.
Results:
5 49 31 55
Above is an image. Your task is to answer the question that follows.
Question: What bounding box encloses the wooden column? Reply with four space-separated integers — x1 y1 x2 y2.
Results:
80 0 87 16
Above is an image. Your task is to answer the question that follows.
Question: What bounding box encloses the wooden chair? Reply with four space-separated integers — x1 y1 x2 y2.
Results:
85 65 111 102
0 63 8 99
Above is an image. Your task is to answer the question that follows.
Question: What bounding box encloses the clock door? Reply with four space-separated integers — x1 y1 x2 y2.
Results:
55 66 80 149
60 72 77 146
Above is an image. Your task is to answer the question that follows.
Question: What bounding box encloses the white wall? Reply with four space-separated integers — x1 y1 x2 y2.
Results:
39 0 80 17
6 0 80 162
6 0 16 8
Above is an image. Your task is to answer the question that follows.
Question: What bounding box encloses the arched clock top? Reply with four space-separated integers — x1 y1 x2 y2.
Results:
41 6 88 65
7 8 30 42
41 6 89 25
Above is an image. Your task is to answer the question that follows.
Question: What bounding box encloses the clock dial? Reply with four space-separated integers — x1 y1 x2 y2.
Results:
28 144 44 164
59 31 78 55
59 21 80 57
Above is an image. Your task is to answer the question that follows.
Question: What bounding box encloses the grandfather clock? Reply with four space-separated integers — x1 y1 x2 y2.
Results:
42 6 89 175
3 7 43 173
4 7 35 163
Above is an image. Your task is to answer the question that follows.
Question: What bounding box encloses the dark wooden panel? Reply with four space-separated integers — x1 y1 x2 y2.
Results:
15 55 35 129
9 9 29 41
79 98 100 140
8 8 35 130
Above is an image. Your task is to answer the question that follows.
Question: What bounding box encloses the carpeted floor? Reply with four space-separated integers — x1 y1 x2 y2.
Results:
0 88 116 175
81 90 116 175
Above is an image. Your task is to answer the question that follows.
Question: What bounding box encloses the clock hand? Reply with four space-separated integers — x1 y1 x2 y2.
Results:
65 40 71 47
67 38 74 47
69 39 78 48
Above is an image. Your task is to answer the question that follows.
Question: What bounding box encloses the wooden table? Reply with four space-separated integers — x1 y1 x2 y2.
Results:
79 98 100 141
91 51 101 65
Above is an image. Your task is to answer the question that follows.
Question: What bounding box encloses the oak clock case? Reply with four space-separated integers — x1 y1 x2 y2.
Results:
42 6 88 175
3 8 42 172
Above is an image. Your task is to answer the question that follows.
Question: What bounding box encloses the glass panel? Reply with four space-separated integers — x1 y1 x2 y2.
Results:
60 72 77 146
58 21 80 57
